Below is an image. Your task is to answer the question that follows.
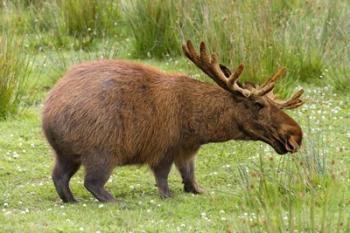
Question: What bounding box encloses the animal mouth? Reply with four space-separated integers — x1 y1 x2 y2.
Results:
272 140 289 154
261 135 299 155
249 130 301 155
271 135 300 154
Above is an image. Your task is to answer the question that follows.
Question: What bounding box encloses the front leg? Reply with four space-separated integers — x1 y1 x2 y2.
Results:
175 158 203 194
150 158 173 199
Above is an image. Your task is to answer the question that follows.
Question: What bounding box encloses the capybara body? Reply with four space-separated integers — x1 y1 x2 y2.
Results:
43 58 302 203
43 60 233 202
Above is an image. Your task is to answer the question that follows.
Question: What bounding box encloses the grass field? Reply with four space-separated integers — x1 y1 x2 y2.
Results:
1 0 350 232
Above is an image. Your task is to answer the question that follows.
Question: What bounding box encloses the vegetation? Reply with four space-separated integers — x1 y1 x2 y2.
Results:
124 0 181 58
0 0 349 232
0 34 29 119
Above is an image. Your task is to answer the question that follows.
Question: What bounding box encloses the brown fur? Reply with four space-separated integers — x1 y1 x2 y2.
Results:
42 59 302 202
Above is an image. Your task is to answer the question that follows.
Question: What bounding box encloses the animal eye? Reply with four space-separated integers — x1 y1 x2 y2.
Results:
254 101 265 110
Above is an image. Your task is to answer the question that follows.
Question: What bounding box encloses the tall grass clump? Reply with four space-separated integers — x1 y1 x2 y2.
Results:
0 35 30 119
231 129 349 232
55 0 121 49
123 0 182 59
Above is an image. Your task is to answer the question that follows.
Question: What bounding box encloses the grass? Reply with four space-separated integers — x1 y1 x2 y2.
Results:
0 0 350 232
1 0 348 92
1 0 121 50
123 0 182 58
0 34 30 119
56 0 121 49
123 0 350 88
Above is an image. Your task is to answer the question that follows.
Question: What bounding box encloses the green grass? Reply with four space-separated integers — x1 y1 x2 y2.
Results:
0 0 350 232
1 0 349 90
0 34 30 119
122 0 350 89
1 0 121 50
123 0 182 58
56 0 121 49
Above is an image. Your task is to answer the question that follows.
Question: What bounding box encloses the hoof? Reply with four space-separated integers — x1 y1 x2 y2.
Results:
159 191 171 199
184 183 204 194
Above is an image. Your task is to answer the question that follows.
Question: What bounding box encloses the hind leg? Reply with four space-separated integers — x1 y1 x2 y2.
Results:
83 153 116 202
175 158 203 194
52 154 81 203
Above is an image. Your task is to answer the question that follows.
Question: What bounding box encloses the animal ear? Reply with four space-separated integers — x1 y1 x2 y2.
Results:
219 64 232 77
253 98 266 110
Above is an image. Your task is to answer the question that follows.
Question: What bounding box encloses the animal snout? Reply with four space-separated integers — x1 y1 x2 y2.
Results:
285 134 302 153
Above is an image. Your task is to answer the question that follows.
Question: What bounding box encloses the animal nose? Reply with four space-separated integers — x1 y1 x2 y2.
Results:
285 135 301 153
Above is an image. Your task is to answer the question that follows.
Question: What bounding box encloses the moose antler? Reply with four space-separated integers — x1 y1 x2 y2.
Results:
182 40 304 109
182 40 250 97
266 89 304 109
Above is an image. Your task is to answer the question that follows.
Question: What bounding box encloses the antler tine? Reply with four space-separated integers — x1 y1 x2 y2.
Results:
182 40 198 63
267 88 304 109
267 67 287 84
199 42 211 64
227 64 244 87
280 89 304 109
254 68 286 96
227 64 252 97
289 89 304 101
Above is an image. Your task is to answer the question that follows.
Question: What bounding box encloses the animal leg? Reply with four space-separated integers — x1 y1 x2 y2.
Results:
52 154 81 203
150 158 173 199
83 153 116 202
175 158 203 194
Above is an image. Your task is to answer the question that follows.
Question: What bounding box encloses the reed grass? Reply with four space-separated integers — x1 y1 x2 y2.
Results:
0 34 30 119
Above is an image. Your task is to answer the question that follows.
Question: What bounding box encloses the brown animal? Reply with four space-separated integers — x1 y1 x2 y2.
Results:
42 41 304 203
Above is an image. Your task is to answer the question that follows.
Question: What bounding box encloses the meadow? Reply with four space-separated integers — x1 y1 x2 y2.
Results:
0 0 349 232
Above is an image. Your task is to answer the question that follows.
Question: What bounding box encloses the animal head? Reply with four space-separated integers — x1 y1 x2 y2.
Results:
183 40 304 154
